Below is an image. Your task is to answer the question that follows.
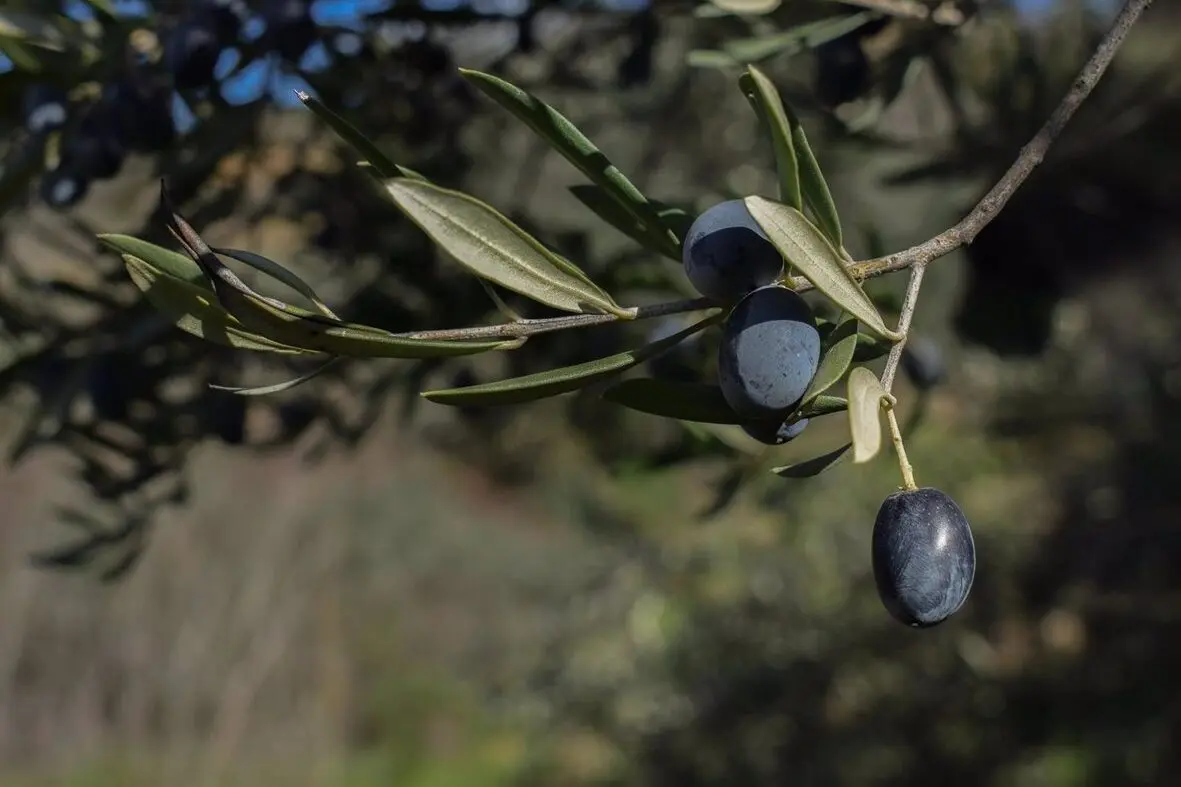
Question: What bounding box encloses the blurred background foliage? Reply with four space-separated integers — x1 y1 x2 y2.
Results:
2 0 1181 785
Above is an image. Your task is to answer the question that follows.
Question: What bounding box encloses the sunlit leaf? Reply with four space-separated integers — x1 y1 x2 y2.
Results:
459 68 680 257
771 442 851 477
802 314 858 405
422 313 721 406
739 66 801 211
745 197 898 340
386 177 623 315
214 246 339 319
847 366 887 463
297 90 423 180
602 379 742 424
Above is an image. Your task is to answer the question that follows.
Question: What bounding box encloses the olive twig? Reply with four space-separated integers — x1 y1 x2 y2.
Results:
884 403 917 491
786 0 1155 295
388 296 716 342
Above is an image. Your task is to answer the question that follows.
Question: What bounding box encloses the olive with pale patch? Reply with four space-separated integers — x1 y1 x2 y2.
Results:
718 285 820 420
872 487 976 628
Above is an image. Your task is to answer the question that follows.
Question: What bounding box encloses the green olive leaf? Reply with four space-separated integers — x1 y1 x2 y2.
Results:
687 49 740 68
802 314 858 405
847 366 888 463
119 195 514 360
722 12 875 65
602 379 742 424
568 184 679 262
99 234 206 284
210 358 342 396
745 197 899 341
739 66 802 211
459 68 680 257
422 313 721 406
784 104 844 249
213 247 339 319
853 334 891 362
297 90 424 180
121 255 314 355
385 177 624 316
797 394 847 418
771 442 851 478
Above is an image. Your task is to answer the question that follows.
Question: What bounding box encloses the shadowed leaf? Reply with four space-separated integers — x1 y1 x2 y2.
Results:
122 255 313 355
422 313 721 406
803 314 858 405
772 442 851 477
298 91 423 180
213 247 339 319
798 395 847 418
740 66 802 210
603 379 742 423
569 184 679 261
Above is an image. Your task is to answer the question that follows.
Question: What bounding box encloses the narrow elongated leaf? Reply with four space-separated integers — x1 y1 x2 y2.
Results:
210 358 342 396
568 185 678 261
798 395 847 418
802 315 858 405
386 178 623 315
99 234 206 284
602 379 742 424
853 334 891 362
214 247 339 319
740 67 801 210
785 106 844 248
459 69 680 257
722 12 875 64
745 197 899 340
156 183 517 358
122 256 313 355
772 443 851 478
423 314 721 406
688 49 739 68
847 366 887 463
297 91 422 180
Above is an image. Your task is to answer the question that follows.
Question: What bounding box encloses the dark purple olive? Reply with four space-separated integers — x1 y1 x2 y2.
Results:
872 487 975 627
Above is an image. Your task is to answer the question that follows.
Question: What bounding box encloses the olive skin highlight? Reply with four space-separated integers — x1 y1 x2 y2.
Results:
872 487 976 628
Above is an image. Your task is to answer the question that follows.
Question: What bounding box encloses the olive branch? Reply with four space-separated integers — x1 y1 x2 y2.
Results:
98 0 1152 492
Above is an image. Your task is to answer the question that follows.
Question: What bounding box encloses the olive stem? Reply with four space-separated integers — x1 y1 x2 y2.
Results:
880 262 926 394
885 403 917 491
